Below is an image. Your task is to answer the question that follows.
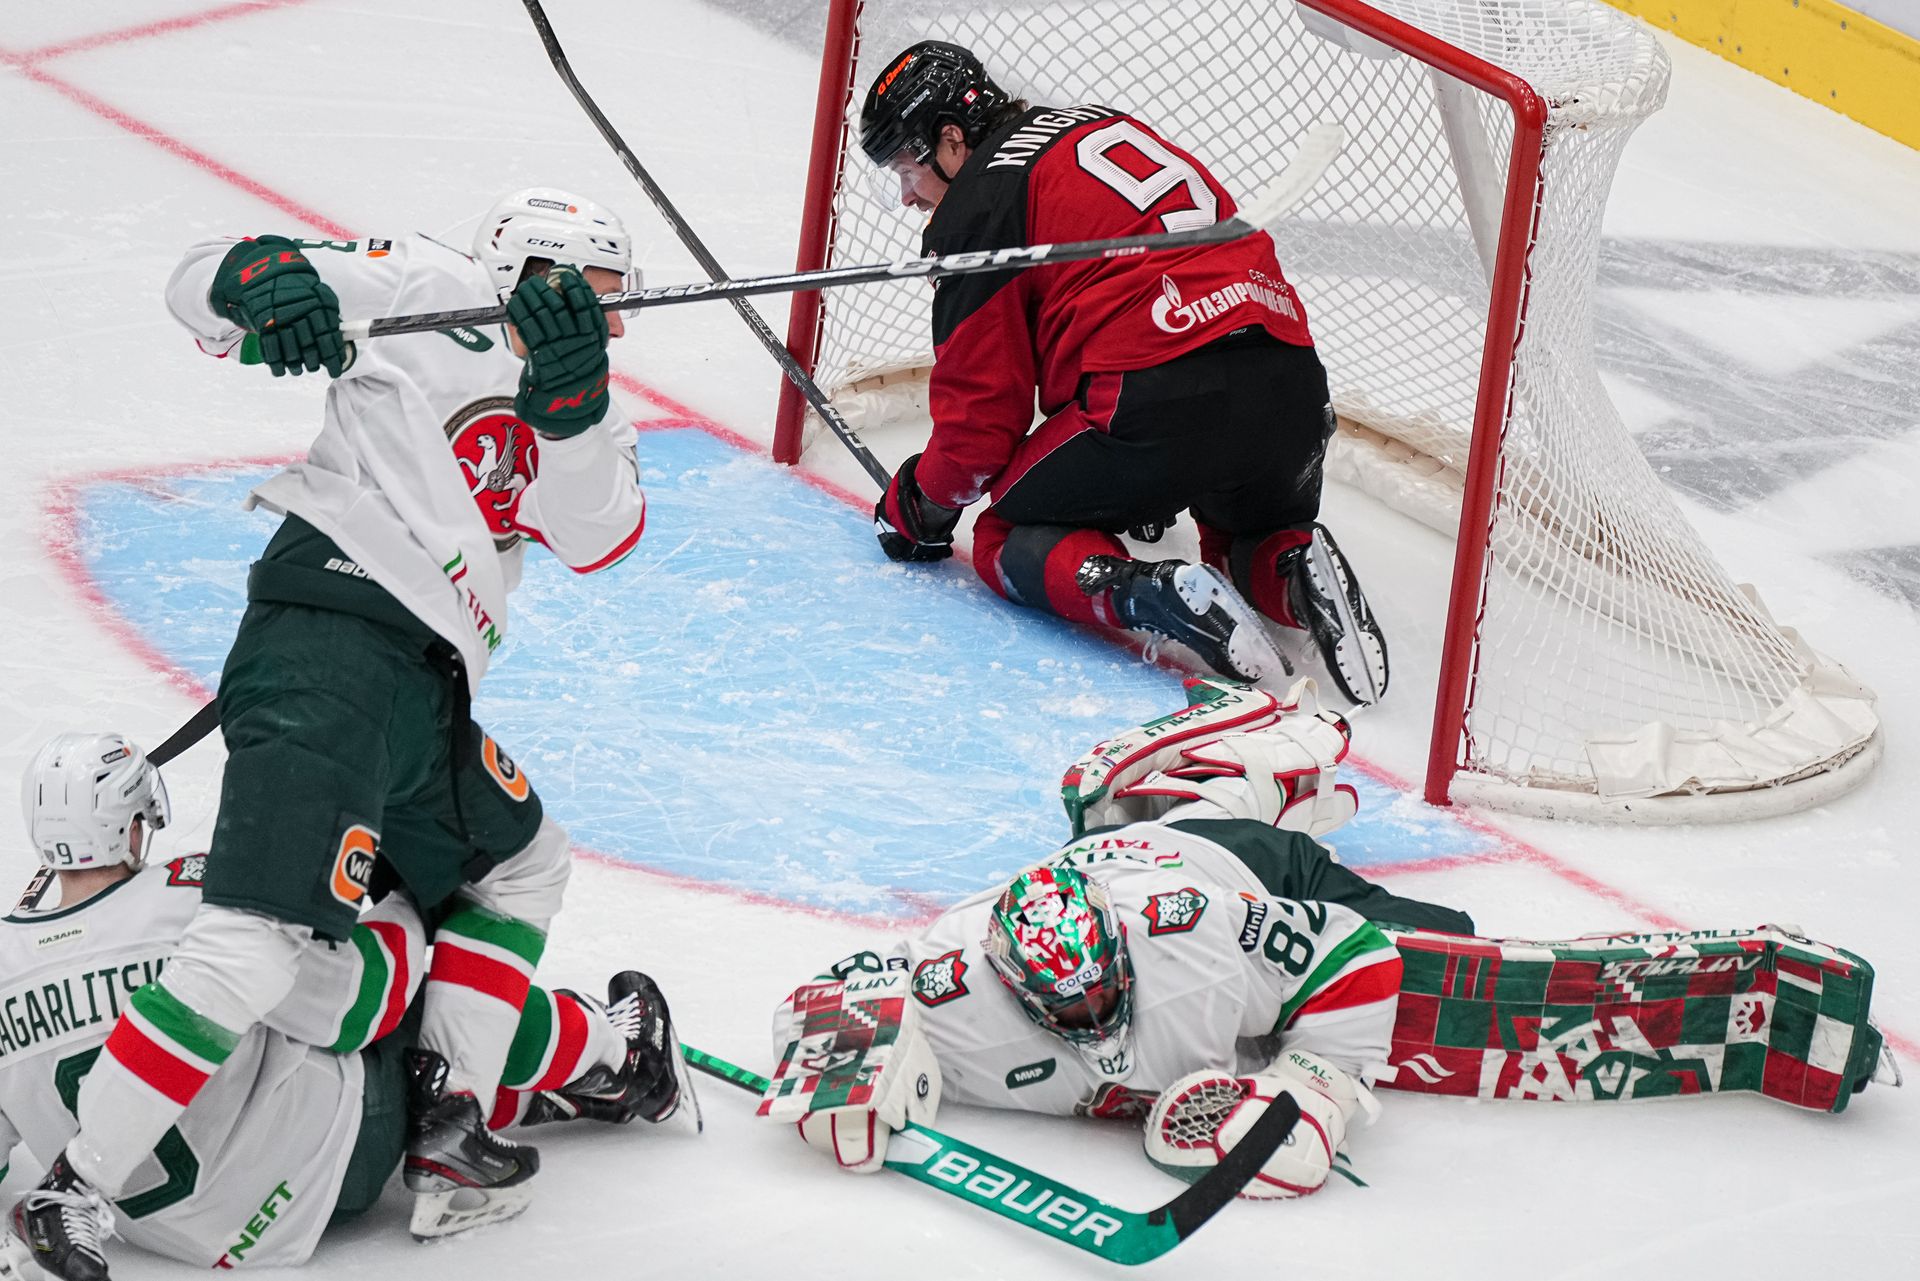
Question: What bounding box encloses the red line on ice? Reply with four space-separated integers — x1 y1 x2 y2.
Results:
0 61 351 239
10 0 312 65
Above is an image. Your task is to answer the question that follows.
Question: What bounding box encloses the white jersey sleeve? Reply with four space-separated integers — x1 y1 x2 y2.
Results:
788 821 1402 1121
0 861 365 1269
162 232 647 687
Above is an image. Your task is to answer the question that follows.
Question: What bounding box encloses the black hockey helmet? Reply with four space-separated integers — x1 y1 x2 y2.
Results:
859 41 1012 170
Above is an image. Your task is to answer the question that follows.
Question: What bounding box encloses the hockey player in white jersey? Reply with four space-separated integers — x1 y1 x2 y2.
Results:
10 188 659 1278
1 734 693 1281
761 677 1473 1199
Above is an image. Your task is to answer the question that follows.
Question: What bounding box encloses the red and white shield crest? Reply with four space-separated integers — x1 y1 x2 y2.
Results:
445 396 540 551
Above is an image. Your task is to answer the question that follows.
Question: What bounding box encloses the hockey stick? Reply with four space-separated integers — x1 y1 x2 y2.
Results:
682 1045 1298 1265
517 0 889 490
339 124 1344 342
346 209 1273 341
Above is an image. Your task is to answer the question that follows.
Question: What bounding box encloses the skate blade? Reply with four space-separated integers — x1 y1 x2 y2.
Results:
409 1184 534 1242
1176 565 1292 684
1307 532 1387 705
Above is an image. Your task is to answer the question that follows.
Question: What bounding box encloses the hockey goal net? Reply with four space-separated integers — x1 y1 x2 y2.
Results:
773 0 1880 821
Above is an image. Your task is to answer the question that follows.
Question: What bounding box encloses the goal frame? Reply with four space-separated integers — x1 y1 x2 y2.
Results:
768 0 1879 821
773 0 1543 811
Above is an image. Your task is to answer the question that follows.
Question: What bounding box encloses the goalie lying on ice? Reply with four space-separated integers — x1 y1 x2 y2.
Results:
763 678 1898 1200
763 677 1471 1199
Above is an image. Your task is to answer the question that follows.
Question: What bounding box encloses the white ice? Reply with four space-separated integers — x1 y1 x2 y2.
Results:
3 1 1919 1277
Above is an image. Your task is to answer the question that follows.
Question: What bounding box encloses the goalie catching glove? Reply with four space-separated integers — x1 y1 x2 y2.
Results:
509 265 611 438
1061 675 1356 838
1145 1048 1377 1199
761 971 942 1173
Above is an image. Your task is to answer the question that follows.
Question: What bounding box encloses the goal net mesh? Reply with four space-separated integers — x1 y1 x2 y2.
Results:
797 0 1876 805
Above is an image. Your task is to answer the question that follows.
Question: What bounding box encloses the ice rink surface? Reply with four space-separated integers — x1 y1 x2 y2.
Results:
3 1 1919 1276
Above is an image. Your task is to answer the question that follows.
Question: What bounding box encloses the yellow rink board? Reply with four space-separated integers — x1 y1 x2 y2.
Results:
1606 0 1920 151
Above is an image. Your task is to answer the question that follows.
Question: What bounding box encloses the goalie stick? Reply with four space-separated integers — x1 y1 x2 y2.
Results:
682 1045 1299 1265
339 125 1349 356
517 0 890 490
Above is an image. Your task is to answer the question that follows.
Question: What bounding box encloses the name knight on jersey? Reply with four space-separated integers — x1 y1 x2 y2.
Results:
0 953 166 1061
986 105 1118 168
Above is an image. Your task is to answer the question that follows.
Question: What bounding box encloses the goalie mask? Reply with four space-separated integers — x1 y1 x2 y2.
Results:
21 732 170 871
983 866 1134 1059
472 187 638 303
859 41 1012 179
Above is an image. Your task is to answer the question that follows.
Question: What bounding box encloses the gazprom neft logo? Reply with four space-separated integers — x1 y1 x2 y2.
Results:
1150 270 1300 333
1006 1058 1056 1090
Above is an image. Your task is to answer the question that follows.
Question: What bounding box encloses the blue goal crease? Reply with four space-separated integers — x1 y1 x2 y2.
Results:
68 428 1489 913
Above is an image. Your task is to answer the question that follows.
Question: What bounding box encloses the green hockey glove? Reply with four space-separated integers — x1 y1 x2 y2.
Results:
509 265 611 438
207 236 347 377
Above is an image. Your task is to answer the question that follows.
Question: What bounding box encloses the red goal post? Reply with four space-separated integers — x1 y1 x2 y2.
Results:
772 0 1881 822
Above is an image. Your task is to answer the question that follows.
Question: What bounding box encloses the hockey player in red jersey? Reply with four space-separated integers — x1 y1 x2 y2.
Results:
1 734 695 1279
862 42 1389 706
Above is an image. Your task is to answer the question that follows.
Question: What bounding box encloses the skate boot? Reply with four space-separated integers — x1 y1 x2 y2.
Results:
4 1154 115 1281
523 972 702 1131
1080 556 1290 684
1271 524 1388 706
404 1049 539 1241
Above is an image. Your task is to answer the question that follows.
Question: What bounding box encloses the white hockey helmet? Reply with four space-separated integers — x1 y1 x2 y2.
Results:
20 732 171 871
472 187 637 302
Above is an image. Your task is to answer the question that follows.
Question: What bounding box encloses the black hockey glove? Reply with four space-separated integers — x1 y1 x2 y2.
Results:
207 235 347 377
875 453 962 563
510 265 611 439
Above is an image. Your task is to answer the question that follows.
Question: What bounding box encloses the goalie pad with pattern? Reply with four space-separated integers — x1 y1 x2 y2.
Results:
1061 676 1355 838
761 972 942 1173
1379 924 1898 1112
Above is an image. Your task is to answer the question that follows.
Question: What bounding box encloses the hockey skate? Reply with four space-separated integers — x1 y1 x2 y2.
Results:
523 972 703 1131
1271 524 1388 706
1080 556 1290 684
404 1048 539 1241
3 1154 115 1281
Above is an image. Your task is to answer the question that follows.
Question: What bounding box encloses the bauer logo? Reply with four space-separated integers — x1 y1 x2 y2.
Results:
1005 1058 1056 1090
330 826 377 909
917 1150 1123 1246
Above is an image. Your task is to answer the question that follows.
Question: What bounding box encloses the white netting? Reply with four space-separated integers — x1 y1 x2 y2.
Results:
1150 1075 1246 1151
797 0 1878 811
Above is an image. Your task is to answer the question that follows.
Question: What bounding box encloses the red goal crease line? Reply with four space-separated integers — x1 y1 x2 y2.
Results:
2 0 314 67
10 19 1740 984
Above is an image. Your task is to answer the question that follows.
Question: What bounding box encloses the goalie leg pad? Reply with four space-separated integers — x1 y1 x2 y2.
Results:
1063 674 1356 836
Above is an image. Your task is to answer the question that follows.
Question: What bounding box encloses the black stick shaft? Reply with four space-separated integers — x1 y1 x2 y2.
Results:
520 0 891 490
347 214 1255 338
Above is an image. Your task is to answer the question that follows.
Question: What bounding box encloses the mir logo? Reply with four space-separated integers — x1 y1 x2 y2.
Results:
922 1151 1123 1244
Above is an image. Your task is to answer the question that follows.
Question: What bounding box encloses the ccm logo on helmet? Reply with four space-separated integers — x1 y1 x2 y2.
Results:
331 825 378 908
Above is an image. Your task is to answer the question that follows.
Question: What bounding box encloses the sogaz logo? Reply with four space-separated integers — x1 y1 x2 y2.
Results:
1005 1058 1056 1090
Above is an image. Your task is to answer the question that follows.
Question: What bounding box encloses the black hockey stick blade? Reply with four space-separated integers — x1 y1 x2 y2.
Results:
339 213 1264 343
1154 1089 1300 1238
682 1045 1297 1264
